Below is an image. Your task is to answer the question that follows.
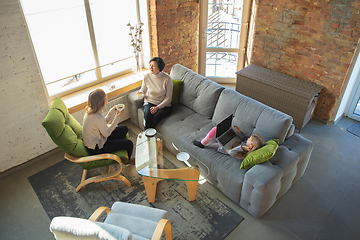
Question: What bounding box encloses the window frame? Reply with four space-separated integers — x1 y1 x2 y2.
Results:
198 0 252 83
20 0 150 100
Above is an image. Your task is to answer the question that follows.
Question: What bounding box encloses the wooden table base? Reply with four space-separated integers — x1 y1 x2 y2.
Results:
142 167 200 203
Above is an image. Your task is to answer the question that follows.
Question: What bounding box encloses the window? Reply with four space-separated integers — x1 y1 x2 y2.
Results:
199 0 251 83
20 0 149 98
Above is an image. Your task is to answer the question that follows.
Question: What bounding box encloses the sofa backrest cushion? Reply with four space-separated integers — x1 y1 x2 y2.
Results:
213 89 293 144
170 64 224 119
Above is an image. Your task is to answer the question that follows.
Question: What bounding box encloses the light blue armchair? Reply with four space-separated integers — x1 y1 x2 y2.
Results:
50 202 172 240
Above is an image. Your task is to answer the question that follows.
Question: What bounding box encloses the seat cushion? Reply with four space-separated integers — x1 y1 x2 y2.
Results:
105 202 167 240
50 216 133 240
79 137 130 170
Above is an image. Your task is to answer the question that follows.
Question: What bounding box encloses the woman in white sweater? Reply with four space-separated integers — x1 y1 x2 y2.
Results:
137 57 173 129
82 89 134 164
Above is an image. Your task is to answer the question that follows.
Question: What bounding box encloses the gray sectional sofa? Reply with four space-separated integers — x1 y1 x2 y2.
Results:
127 64 313 218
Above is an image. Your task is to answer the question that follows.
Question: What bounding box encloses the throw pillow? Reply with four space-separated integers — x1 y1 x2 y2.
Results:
240 139 279 169
172 79 183 105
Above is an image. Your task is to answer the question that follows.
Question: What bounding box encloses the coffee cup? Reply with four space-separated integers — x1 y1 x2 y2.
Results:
116 104 125 111
136 92 144 99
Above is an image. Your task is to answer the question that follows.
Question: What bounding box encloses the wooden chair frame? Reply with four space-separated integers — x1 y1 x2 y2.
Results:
65 153 131 192
88 206 172 240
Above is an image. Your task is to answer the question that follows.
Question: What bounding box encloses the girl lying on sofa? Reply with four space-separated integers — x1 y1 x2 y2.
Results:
193 126 265 159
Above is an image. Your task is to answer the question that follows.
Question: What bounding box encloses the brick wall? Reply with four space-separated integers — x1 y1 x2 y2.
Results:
0 0 55 172
250 0 360 122
149 0 200 73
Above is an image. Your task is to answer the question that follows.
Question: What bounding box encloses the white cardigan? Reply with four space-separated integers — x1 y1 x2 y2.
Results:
82 109 119 149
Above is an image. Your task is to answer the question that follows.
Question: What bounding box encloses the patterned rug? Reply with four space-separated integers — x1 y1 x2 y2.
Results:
28 132 243 239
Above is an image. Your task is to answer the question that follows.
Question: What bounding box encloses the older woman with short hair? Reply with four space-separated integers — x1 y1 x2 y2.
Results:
137 57 173 129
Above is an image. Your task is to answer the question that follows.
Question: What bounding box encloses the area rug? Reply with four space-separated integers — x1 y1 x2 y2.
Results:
28 133 243 239
347 122 360 138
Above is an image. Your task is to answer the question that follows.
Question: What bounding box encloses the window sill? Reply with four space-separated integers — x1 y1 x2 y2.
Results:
60 70 148 114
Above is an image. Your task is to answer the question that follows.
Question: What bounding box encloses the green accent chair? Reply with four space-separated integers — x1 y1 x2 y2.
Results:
42 97 131 192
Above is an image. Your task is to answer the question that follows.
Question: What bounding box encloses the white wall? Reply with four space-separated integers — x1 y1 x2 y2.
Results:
0 0 56 173
335 46 360 122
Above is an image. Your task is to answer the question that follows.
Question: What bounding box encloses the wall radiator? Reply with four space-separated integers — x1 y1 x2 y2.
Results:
103 94 128 113
102 93 131 121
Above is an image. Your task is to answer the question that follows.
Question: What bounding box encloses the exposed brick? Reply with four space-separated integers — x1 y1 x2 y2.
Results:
251 0 358 122
150 0 199 71
339 29 353 36
330 21 340 28
351 30 360 38
312 54 326 61
303 71 320 80
306 11 326 20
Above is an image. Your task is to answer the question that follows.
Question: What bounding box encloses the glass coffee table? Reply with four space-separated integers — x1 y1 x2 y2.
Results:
135 129 209 203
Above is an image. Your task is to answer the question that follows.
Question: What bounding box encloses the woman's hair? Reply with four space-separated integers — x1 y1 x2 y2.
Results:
231 134 266 159
85 89 106 114
149 57 165 72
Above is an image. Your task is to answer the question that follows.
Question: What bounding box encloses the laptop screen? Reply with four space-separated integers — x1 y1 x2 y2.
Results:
216 114 233 138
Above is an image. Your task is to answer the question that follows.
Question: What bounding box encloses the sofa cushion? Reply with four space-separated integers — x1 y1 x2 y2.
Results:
214 89 293 144
170 64 224 119
240 139 279 169
192 144 247 203
105 202 167 240
172 79 183 105
157 105 211 145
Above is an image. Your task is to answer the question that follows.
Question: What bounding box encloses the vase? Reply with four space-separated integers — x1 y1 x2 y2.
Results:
133 51 142 76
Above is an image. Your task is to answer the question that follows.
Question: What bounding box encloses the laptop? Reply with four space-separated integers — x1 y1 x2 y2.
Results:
215 114 242 151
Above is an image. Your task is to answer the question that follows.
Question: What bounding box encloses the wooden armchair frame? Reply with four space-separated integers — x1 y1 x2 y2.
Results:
65 153 131 192
89 206 172 240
